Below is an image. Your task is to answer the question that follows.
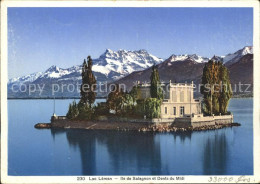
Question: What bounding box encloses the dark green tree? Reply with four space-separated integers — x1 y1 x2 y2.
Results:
71 100 79 118
201 59 219 115
94 102 109 117
80 59 88 103
66 55 97 120
77 100 93 120
150 65 163 100
106 84 125 114
121 92 135 115
80 56 97 107
66 103 73 119
144 98 161 119
129 85 141 103
219 64 232 114
66 100 79 119
201 58 232 115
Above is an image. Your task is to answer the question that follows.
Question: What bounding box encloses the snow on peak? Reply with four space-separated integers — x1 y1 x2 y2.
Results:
8 71 43 85
167 46 253 65
93 49 163 79
45 65 60 73
106 48 113 53
8 46 253 86
223 46 253 64
168 54 209 63
188 54 209 63
241 46 253 55
8 49 164 85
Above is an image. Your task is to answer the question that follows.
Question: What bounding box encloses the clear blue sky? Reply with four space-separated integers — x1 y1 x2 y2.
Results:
8 7 253 79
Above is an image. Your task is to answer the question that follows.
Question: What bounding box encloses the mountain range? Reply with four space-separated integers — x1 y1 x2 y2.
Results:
8 46 253 98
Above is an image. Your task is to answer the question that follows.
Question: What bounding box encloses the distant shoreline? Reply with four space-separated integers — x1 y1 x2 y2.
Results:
8 96 252 100
7 97 107 100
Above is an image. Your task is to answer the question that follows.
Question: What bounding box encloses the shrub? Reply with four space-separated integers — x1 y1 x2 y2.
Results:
66 100 79 119
77 100 94 120
144 98 161 119
94 102 109 117
134 98 161 119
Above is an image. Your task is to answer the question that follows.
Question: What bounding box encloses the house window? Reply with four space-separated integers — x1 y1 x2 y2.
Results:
165 107 167 114
173 107 176 115
180 106 185 115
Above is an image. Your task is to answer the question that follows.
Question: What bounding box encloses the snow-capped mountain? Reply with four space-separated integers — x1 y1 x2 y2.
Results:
92 49 163 79
116 48 253 97
8 47 253 86
8 46 253 98
167 54 209 63
8 71 43 85
165 46 253 64
223 46 253 65
8 49 163 85
40 65 75 79
36 65 82 81
9 65 82 85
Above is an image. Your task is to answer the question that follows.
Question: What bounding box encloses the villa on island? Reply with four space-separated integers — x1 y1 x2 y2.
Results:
44 80 236 131
37 56 237 131
135 80 234 128
138 80 201 118
49 80 234 128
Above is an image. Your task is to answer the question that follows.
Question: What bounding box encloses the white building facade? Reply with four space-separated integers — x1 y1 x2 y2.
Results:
138 81 201 119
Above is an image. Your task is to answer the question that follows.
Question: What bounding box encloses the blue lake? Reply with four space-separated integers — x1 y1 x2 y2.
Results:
8 98 253 175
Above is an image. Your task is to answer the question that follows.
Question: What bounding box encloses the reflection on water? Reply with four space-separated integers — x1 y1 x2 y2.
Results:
173 131 192 142
52 129 163 175
203 132 228 175
66 130 97 175
8 98 253 175
50 128 232 175
93 131 161 175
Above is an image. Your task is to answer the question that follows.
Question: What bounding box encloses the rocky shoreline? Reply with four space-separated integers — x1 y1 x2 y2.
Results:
35 120 240 132
34 123 51 128
138 123 240 132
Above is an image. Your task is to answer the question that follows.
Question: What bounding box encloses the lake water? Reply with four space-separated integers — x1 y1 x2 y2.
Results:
8 98 253 175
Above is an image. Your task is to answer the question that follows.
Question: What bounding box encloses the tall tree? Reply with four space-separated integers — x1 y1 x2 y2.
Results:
150 65 163 100
219 64 232 114
80 59 88 104
80 56 97 107
201 59 219 115
201 59 232 115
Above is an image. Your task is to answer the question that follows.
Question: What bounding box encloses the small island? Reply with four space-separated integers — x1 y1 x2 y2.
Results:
35 56 240 132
